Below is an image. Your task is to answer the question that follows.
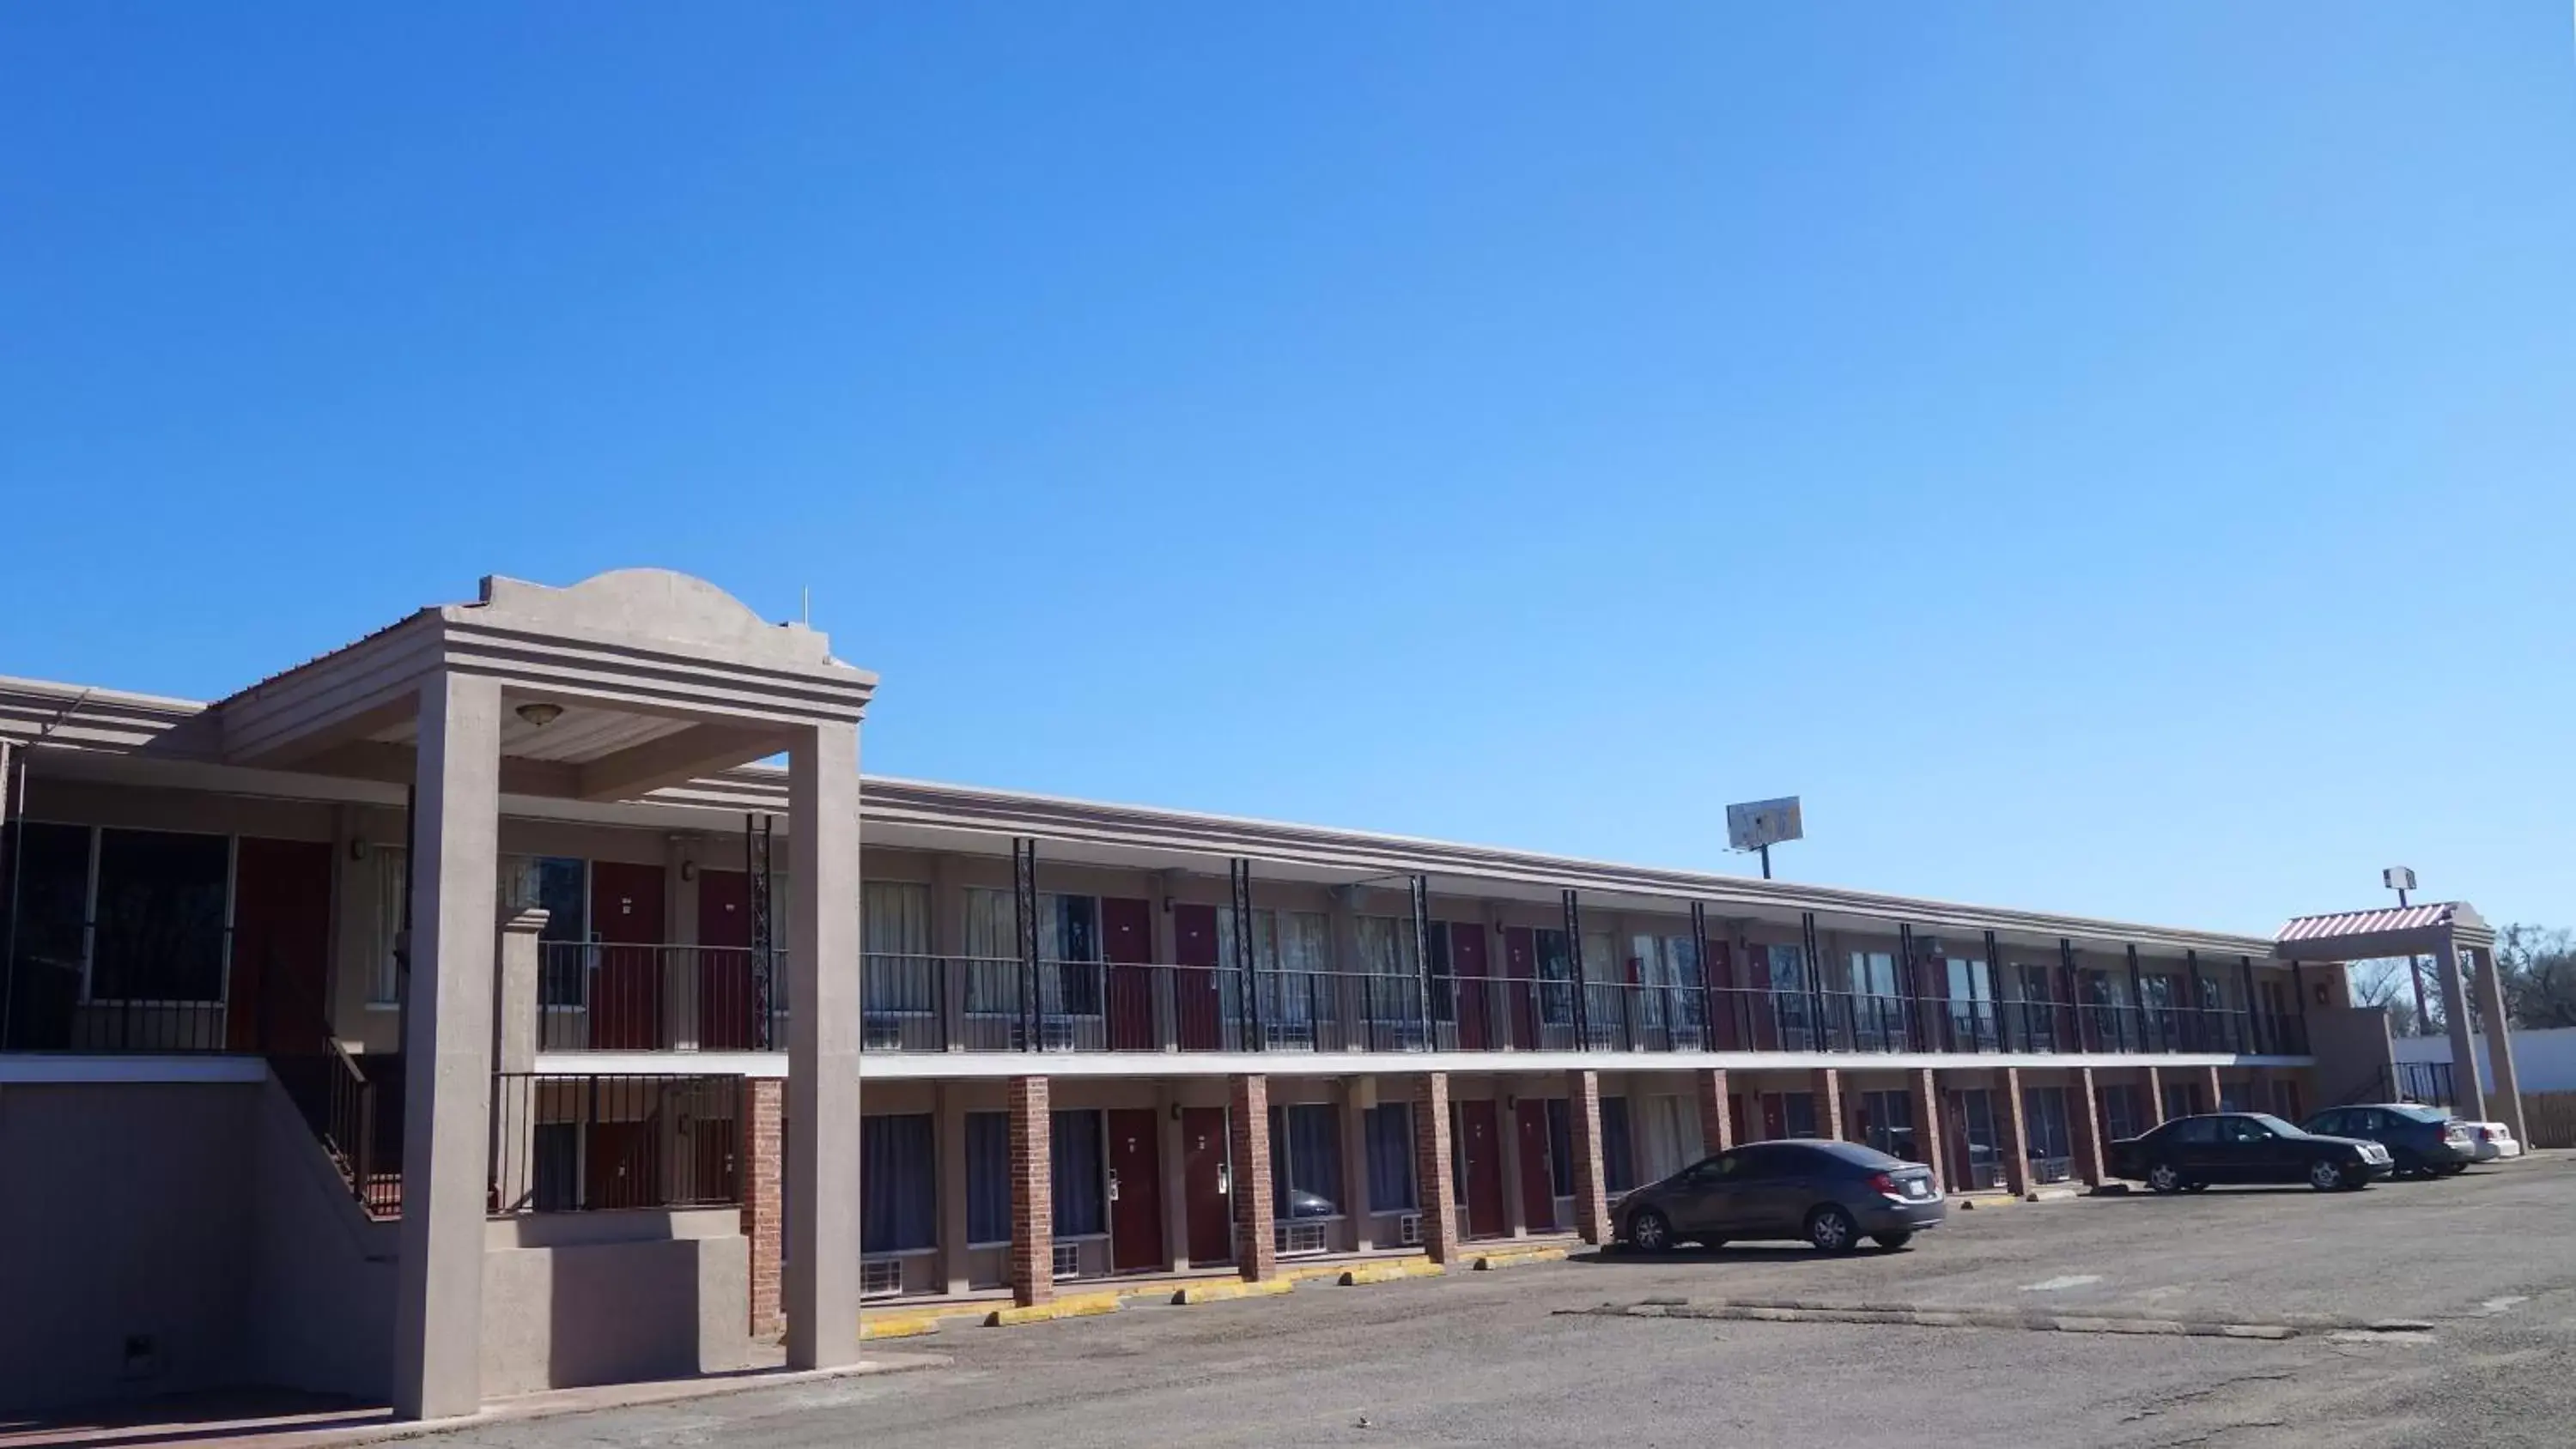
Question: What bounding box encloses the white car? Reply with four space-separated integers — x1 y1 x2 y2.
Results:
2467 1122 2524 1161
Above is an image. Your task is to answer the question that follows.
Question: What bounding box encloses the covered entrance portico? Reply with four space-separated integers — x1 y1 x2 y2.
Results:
204 570 875 1419
2276 902 2524 1141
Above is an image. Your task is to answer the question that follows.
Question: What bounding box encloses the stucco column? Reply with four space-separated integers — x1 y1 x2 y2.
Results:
1696 1069 1733 1156
2200 1064 2223 1116
1158 1082 1192 1269
664 837 700 1050
1497 1080 1528 1237
2469 946 2525 1140
392 671 501 1422
1413 1072 1459 1264
2142 1064 2166 1126
1908 1069 1944 1191
2431 930 2487 1121
1567 1070 1611 1246
1340 1079 1375 1251
1230 1074 1278 1281
2069 1067 2105 1188
487 907 546 1212
935 1082 970 1294
786 720 862 1369
1998 1068 2032 1196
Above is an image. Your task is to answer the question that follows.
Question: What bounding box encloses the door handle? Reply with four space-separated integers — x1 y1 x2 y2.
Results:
1108 1168 1121 1202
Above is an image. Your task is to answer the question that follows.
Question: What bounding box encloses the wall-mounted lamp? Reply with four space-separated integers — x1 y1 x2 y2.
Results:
514 701 565 728
680 860 697 882
1504 1094 1517 1111
349 839 369 863
1170 1101 1182 1123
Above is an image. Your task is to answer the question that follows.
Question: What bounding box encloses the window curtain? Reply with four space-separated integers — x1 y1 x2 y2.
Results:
1600 1096 1635 1193
1364 1103 1414 1211
1277 911 1329 1027
1270 1103 1345 1216
862 882 932 1014
1356 917 1413 1022
90 829 228 1002
964 1111 1012 1245
1535 929 1573 1024
861 1113 937 1253
963 888 1017 1015
1051 1108 1105 1237
370 845 409 1004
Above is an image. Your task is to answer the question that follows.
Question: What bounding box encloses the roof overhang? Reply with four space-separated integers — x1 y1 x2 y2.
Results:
2273 902 2493 961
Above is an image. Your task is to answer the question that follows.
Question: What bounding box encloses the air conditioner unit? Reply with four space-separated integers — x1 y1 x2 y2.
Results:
1052 1242 1083 1279
1396 1212 1423 1247
1274 1221 1328 1257
861 1258 904 1299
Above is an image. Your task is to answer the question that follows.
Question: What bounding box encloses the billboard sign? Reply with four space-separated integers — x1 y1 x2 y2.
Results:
1726 797 1804 853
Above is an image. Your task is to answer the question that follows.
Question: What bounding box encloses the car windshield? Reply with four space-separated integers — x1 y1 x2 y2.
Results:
2245 1113 2305 1137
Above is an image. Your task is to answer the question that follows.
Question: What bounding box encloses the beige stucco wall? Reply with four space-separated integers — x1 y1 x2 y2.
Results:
0 1081 260 1413
481 1214 753 1398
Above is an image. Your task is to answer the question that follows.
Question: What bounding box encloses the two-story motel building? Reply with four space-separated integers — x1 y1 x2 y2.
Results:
0 570 2484 1420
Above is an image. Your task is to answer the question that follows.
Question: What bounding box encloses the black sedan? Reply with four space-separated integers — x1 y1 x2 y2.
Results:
2300 1104 2476 1178
1615 1139 1944 1253
2107 1113 2392 1193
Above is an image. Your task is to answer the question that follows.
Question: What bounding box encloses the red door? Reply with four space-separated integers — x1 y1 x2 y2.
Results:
590 862 666 1050
1456 1100 1508 1240
587 1118 659 1210
228 838 334 1053
1103 898 1157 1052
1181 1106 1232 1264
1704 939 1740 1049
1504 927 1538 1049
695 868 758 1049
1108 1107 1165 1272
1760 1093 1787 1141
1728 1094 1751 1148
1516 1099 1557 1232
1451 924 1490 1051
1173 905 1224 1050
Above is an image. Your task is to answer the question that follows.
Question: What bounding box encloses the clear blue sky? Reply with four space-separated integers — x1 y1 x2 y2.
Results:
3 6 2571 936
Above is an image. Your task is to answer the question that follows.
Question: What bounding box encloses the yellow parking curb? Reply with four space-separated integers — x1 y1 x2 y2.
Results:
860 1307 986 1340
1340 1259 1446 1286
1169 1277 1298 1305
984 1291 1123 1327
1471 1246 1569 1271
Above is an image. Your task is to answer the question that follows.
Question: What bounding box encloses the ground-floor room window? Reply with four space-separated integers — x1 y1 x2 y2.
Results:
964 1110 1011 1246
2162 1082 2197 1123
862 1113 937 1257
2099 1084 2143 1143
2021 1087 2073 1183
1951 1089 2002 1190
1054 1108 1107 1238
1760 1091 1819 1141
1856 1089 1917 1161
1270 1102 1346 1219
2218 1081 2251 1113
2269 1079 2303 1121
1600 1097 1634 1192
1364 1101 1415 1211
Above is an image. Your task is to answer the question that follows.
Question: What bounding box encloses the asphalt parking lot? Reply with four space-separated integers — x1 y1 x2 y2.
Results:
445 1155 2576 1449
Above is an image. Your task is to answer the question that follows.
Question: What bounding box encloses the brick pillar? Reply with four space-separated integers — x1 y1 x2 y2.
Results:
1999 1069 2032 1196
2202 1064 2224 1114
1812 1066 1845 1142
2142 1064 2166 1126
1909 1069 1945 1193
1007 1076 1053 1307
1567 1070 1611 1246
1230 1075 1278 1282
2069 1067 2105 1188
741 1077 785 1337
1696 1069 1733 1156
1413 1073 1460 1264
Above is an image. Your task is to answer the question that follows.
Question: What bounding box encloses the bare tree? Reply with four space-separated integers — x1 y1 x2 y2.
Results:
2495 925 2576 1029
2347 956 2425 1035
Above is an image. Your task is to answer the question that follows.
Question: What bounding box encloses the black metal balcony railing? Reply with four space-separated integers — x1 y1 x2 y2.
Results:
489 1071 744 1216
537 943 788 1052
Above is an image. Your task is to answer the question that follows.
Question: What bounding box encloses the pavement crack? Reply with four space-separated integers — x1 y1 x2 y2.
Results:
2115 1370 2297 1423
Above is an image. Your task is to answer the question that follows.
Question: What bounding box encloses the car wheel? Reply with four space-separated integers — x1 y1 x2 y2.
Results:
2307 1159 2343 1191
1806 1204 1860 1253
2184 1182 2210 1193
2437 1162 2468 1177
2147 1161 2184 1194
1628 1207 1674 1252
2341 1166 2371 1191
1873 1231 1914 1252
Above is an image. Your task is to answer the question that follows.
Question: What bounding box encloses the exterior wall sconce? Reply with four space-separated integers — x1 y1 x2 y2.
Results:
679 860 697 882
1170 1101 1182 1122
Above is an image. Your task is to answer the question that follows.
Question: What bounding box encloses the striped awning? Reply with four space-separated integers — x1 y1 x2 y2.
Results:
2274 901 2491 959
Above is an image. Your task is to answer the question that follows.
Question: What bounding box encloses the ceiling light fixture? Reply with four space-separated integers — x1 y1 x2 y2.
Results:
515 701 564 728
